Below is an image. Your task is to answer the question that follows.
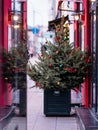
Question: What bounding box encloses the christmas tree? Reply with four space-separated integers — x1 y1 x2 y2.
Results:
28 17 91 90
2 38 28 89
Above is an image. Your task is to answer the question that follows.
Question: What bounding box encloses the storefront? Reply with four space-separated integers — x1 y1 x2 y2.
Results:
0 0 27 107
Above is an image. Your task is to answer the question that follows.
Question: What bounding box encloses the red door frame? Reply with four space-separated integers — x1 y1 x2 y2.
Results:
0 0 11 107
74 2 79 48
74 0 91 107
83 0 91 108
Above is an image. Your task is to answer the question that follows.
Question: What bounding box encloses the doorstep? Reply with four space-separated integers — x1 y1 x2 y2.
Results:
0 106 11 120
76 107 98 130
0 106 14 129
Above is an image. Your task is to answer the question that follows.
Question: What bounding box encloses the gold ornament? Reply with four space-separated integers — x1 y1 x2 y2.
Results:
57 82 60 85
83 77 85 80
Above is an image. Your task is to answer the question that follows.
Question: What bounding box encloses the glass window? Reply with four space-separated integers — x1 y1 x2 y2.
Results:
91 10 98 114
12 1 21 12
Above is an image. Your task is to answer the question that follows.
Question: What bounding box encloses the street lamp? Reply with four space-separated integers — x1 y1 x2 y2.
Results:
74 14 80 21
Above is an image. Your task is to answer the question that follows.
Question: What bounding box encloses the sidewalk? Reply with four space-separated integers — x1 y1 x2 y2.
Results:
2 117 26 130
2 76 80 130
27 83 80 130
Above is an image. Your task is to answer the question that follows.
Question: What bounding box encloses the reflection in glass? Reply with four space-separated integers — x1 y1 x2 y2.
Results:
92 10 97 113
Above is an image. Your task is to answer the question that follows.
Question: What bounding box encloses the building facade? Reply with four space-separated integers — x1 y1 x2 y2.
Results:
0 0 27 107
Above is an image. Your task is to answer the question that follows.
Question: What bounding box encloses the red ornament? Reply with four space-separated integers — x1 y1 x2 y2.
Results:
68 68 73 72
64 67 73 73
35 82 39 86
73 69 77 73
86 58 91 63
45 41 48 44
49 64 53 67
48 55 51 58
55 36 60 42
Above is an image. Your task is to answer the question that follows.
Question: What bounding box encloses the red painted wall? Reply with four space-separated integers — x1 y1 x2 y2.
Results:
23 1 27 30
0 0 4 107
4 0 12 106
4 0 11 49
82 0 91 108
0 0 11 107
74 1 91 107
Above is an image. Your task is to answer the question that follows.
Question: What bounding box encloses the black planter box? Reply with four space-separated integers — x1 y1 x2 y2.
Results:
44 89 71 116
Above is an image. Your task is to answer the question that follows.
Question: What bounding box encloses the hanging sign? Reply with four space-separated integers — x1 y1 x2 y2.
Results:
32 27 40 34
48 15 69 31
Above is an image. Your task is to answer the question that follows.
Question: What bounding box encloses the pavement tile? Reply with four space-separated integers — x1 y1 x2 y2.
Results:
3 117 26 130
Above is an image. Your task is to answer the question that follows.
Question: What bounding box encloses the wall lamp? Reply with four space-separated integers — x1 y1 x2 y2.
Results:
13 14 19 21
72 11 84 21
59 8 84 21
8 9 24 29
58 1 84 21
8 9 20 21
8 8 26 28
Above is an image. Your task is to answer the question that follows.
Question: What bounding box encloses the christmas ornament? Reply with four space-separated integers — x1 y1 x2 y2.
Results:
35 82 39 86
49 64 53 67
48 55 51 59
73 69 77 73
86 58 91 63
56 51 59 54
57 82 60 85
55 36 60 41
45 41 48 44
64 37 67 41
83 77 85 81
59 64 63 68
